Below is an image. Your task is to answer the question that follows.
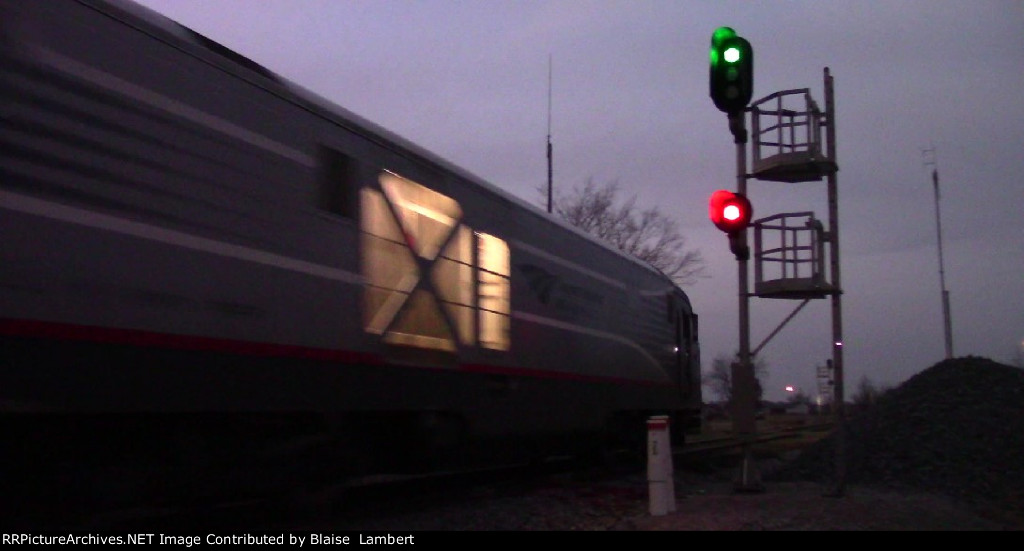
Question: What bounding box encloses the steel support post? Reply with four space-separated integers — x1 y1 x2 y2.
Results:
729 111 763 493
822 67 847 497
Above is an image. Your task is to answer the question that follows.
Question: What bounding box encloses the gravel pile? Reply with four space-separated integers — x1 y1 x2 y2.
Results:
767 356 1024 518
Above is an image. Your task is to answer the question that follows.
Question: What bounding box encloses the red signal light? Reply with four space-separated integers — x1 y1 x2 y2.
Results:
724 204 742 222
709 189 753 234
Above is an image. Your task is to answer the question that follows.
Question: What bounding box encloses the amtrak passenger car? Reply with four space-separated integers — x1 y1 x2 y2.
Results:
0 0 701 475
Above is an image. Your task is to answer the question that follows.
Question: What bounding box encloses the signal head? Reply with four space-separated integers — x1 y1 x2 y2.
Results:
709 31 754 114
709 189 753 234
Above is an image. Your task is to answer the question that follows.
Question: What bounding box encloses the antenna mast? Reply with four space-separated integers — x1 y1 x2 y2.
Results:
546 54 553 213
922 146 954 359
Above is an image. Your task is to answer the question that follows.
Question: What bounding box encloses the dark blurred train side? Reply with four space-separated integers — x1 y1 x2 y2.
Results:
0 0 701 513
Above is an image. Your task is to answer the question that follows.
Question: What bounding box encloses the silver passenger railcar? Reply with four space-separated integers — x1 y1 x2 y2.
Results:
0 0 701 513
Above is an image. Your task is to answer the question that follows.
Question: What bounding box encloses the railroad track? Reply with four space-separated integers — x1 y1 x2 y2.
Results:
678 421 834 459
57 458 577 531
39 422 833 531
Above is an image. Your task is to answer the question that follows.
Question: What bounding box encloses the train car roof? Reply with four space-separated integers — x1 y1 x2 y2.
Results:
93 0 688 297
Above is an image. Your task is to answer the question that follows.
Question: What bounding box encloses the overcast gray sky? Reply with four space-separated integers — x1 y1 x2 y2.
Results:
133 0 1024 402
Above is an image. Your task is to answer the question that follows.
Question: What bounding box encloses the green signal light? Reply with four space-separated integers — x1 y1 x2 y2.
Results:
709 28 753 114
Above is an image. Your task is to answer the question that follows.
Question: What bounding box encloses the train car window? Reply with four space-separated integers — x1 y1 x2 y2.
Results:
360 170 509 353
361 188 420 334
478 233 510 351
379 173 461 260
361 172 473 351
317 147 358 219
433 225 475 346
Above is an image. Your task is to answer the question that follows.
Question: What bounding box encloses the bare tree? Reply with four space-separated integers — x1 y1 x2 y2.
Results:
703 352 769 405
851 375 890 409
544 178 706 286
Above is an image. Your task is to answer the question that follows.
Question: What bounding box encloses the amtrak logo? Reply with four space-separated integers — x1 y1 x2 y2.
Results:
518 263 604 318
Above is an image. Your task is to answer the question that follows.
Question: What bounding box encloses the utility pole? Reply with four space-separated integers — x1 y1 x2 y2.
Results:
546 54 553 214
923 147 953 359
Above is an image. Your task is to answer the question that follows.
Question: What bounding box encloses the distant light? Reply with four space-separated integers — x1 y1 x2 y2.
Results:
835 341 843 347
785 385 795 393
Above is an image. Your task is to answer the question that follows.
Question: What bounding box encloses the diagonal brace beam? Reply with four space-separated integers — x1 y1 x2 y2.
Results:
751 298 811 357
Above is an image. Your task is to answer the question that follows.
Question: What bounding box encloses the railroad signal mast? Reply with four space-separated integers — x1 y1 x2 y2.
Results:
706 27 845 495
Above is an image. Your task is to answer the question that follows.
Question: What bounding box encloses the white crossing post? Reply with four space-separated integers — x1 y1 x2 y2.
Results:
646 415 676 515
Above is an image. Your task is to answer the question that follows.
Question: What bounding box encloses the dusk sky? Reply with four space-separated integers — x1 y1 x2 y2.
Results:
132 0 1024 402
